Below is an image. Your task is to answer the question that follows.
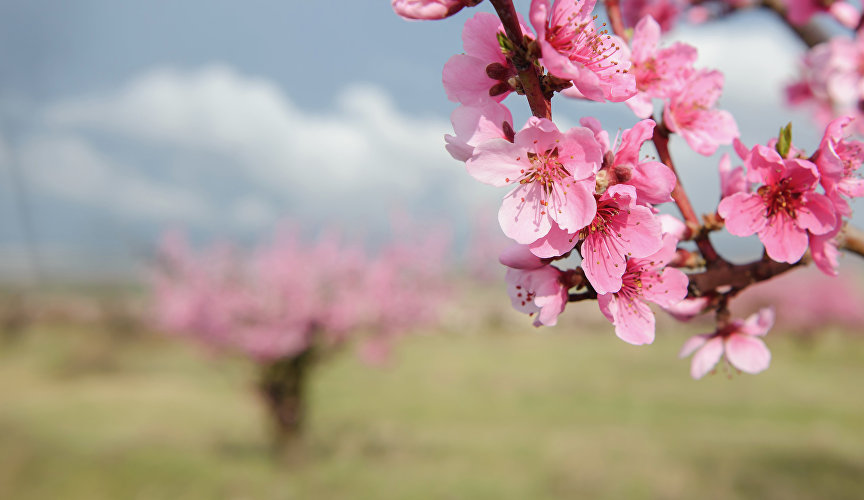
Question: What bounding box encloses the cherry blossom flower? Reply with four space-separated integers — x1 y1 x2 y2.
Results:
503 249 568 326
530 0 636 102
443 12 532 106
815 115 864 217
626 15 697 118
467 117 601 244
679 308 774 379
718 145 837 263
597 232 689 344
664 69 739 156
445 99 514 162
622 0 684 32
392 0 471 20
581 117 676 205
580 184 663 294
718 153 748 198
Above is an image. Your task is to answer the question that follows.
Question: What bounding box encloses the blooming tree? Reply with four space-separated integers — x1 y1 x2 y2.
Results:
392 0 864 379
152 224 449 447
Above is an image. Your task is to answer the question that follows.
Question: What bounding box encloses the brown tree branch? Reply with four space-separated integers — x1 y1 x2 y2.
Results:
761 0 831 48
489 0 552 119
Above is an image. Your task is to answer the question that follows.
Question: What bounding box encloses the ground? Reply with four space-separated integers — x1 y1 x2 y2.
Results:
1 309 863 499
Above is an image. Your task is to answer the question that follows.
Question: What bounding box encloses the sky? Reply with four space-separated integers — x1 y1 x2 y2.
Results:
0 1 858 281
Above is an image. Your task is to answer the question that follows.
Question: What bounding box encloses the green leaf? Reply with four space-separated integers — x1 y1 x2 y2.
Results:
776 122 792 158
496 32 513 55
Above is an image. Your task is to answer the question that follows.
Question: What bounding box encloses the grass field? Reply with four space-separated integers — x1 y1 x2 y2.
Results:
1 309 863 499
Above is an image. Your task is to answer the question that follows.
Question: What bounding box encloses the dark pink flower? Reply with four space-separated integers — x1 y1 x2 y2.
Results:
679 308 774 379
815 115 864 217
598 232 689 344
664 69 739 156
530 0 636 102
718 145 837 263
467 117 601 244
580 184 663 294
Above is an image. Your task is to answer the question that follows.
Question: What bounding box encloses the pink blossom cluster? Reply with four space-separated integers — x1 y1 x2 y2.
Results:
394 0 864 380
152 225 450 364
787 30 864 135
718 117 863 274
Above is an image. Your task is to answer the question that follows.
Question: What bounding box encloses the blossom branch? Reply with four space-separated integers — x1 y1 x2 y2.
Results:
489 0 552 119
604 0 629 42
839 223 864 257
652 120 725 266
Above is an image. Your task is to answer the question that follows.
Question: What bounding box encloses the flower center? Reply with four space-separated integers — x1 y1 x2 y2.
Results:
757 178 803 219
547 16 623 78
520 147 571 194
578 197 620 239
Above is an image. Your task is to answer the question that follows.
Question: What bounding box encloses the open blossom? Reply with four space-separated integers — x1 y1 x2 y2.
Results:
664 69 739 156
501 245 568 326
443 12 532 106
815 116 864 216
530 0 636 102
598 232 689 345
718 145 837 263
679 308 774 379
581 117 676 205
467 117 601 244
392 0 471 20
581 184 663 294
626 16 697 118
445 99 514 162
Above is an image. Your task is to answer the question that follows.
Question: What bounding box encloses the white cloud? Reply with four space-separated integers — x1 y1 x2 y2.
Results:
19 135 211 223
44 65 472 206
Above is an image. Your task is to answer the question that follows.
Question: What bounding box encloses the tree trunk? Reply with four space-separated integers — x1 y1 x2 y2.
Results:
258 351 312 452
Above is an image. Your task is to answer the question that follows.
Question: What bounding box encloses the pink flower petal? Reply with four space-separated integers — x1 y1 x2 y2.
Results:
724 334 771 374
690 336 724 379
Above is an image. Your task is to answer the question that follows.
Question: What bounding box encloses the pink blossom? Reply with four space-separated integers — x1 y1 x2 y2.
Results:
626 15 697 118
809 224 842 276
581 184 663 294
443 12 532 106
582 117 676 205
664 69 739 156
718 145 837 263
815 116 864 217
392 0 469 20
467 117 601 244
598 232 689 344
786 33 864 134
679 308 774 379
530 0 636 102
622 0 684 32
718 153 748 198
445 100 514 162
783 0 859 28
664 296 711 322
504 260 568 327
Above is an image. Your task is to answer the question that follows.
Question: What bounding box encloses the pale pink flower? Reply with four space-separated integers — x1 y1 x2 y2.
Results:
392 0 470 20
625 15 697 118
505 262 568 327
664 296 711 322
809 224 842 276
718 145 837 263
530 0 637 102
598 232 689 344
679 308 774 379
581 184 663 294
664 69 739 156
445 99 514 162
718 153 748 198
443 12 532 106
581 117 676 205
467 117 601 244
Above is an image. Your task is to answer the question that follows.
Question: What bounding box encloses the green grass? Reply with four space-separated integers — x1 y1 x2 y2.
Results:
1 314 863 499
